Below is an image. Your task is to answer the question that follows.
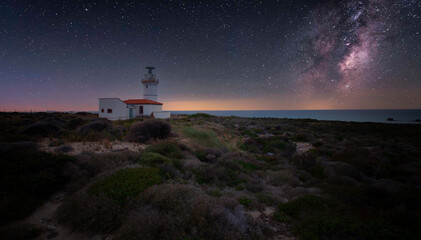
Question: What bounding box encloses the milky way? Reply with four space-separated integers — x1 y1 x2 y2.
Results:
0 0 420 111
294 0 418 96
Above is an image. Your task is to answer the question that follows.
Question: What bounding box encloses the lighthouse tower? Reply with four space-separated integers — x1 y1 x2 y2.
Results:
142 66 159 101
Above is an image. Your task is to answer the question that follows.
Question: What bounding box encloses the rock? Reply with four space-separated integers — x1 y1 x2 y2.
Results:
46 224 56 230
206 153 217 162
55 144 74 153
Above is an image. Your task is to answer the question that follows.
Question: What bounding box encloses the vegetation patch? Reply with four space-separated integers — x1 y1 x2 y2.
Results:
89 167 161 205
138 152 173 167
276 194 420 240
143 142 183 159
182 126 223 148
188 113 214 119
126 119 171 143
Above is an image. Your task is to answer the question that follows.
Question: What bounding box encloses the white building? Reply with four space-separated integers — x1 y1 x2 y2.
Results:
98 66 171 120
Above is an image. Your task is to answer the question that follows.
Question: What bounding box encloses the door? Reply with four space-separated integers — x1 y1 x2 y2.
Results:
139 106 144 115
129 108 133 119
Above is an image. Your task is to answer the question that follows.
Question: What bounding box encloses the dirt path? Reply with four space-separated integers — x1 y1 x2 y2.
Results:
39 138 144 155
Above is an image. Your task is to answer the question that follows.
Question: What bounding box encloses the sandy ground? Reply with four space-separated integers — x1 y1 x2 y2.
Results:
294 142 313 154
39 138 144 155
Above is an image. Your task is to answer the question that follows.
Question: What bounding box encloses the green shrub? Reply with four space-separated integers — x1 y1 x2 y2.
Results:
143 142 183 159
290 133 309 142
241 129 258 139
260 136 287 153
276 194 419 240
182 126 223 148
188 113 213 119
238 197 252 207
139 152 173 167
255 192 277 206
89 168 161 204
237 160 258 171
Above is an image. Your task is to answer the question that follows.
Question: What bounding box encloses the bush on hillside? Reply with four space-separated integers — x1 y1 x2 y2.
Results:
143 142 183 159
126 119 171 143
89 167 162 205
114 184 263 240
20 122 62 137
78 118 112 135
138 152 173 167
56 190 123 234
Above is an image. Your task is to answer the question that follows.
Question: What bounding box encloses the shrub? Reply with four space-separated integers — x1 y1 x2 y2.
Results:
78 118 111 135
66 117 87 130
245 181 264 193
20 122 62 137
188 113 213 119
275 194 419 240
238 197 252 207
267 170 302 187
89 167 162 205
182 126 223 148
56 190 123 234
71 150 140 178
126 119 171 143
290 133 310 142
114 184 259 240
143 142 183 159
255 192 277 206
260 136 288 153
240 138 262 153
195 165 243 187
139 152 173 167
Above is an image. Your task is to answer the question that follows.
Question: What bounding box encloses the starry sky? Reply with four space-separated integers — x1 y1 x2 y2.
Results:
1 0 420 111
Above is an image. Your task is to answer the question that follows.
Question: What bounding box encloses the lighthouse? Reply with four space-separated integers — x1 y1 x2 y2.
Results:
142 66 159 101
98 65 170 120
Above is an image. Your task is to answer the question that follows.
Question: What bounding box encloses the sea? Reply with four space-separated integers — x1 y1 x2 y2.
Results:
169 109 421 123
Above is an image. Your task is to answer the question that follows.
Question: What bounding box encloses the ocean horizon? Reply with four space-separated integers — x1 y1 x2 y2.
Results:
169 109 421 123
14 109 420 123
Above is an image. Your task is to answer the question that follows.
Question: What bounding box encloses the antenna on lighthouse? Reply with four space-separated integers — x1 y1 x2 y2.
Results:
146 66 155 74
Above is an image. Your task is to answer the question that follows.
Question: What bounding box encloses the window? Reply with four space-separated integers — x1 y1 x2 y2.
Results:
139 106 144 114
101 109 104 113
107 109 112 113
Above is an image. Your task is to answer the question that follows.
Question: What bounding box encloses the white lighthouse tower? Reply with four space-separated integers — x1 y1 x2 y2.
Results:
142 66 159 101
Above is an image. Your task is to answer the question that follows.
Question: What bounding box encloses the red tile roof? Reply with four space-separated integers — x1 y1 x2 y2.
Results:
123 99 163 105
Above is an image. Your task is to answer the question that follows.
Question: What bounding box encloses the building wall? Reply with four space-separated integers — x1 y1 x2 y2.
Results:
142 82 158 101
129 104 163 117
99 98 129 120
153 111 171 119
143 104 162 116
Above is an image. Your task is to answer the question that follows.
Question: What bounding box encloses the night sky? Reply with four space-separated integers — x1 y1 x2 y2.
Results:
1 0 420 111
